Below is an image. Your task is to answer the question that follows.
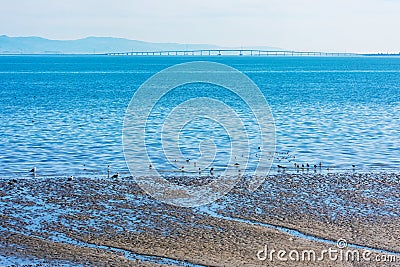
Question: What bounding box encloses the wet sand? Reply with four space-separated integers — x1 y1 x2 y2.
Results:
1 173 400 266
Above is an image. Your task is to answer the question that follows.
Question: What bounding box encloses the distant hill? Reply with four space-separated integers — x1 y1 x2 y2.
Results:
0 35 282 54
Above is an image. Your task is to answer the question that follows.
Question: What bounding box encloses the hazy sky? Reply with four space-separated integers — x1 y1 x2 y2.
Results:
1 0 399 53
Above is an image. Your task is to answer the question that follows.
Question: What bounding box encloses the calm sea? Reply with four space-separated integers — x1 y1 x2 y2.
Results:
0 55 399 178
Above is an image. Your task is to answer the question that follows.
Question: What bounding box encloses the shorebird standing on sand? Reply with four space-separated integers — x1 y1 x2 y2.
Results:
111 172 119 179
68 176 74 181
29 167 36 174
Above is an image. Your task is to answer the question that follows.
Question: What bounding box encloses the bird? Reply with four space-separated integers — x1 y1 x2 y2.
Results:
8 179 17 186
277 165 286 172
306 163 310 168
68 176 74 181
314 164 317 169
111 172 119 179
186 159 190 163
149 164 153 169
234 163 240 167
29 167 36 173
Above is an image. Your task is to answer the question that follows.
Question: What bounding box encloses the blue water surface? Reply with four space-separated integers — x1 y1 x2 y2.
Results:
0 55 399 177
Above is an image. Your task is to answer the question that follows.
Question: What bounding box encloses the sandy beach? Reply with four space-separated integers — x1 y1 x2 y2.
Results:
1 172 400 266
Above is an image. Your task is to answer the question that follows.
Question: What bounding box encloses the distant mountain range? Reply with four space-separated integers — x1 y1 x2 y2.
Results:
0 35 282 54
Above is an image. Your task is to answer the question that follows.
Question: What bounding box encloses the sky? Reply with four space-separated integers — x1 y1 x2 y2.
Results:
1 0 399 53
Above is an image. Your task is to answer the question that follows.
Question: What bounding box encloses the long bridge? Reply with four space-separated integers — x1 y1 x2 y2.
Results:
105 49 359 57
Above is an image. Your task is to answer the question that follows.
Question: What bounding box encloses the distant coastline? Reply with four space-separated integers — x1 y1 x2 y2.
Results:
0 35 281 55
1 35 398 56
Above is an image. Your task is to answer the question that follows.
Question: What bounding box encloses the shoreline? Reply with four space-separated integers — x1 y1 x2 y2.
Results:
1 166 399 181
1 172 400 266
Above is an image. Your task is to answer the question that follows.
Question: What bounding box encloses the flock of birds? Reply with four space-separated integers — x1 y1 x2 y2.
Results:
277 162 355 172
270 151 358 172
28 165 120 181
26 150 357 180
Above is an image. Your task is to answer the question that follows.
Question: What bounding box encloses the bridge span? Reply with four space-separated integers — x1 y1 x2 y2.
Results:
105 49 358 57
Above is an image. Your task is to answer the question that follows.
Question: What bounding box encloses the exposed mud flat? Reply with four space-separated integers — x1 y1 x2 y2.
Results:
1 173 400 266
